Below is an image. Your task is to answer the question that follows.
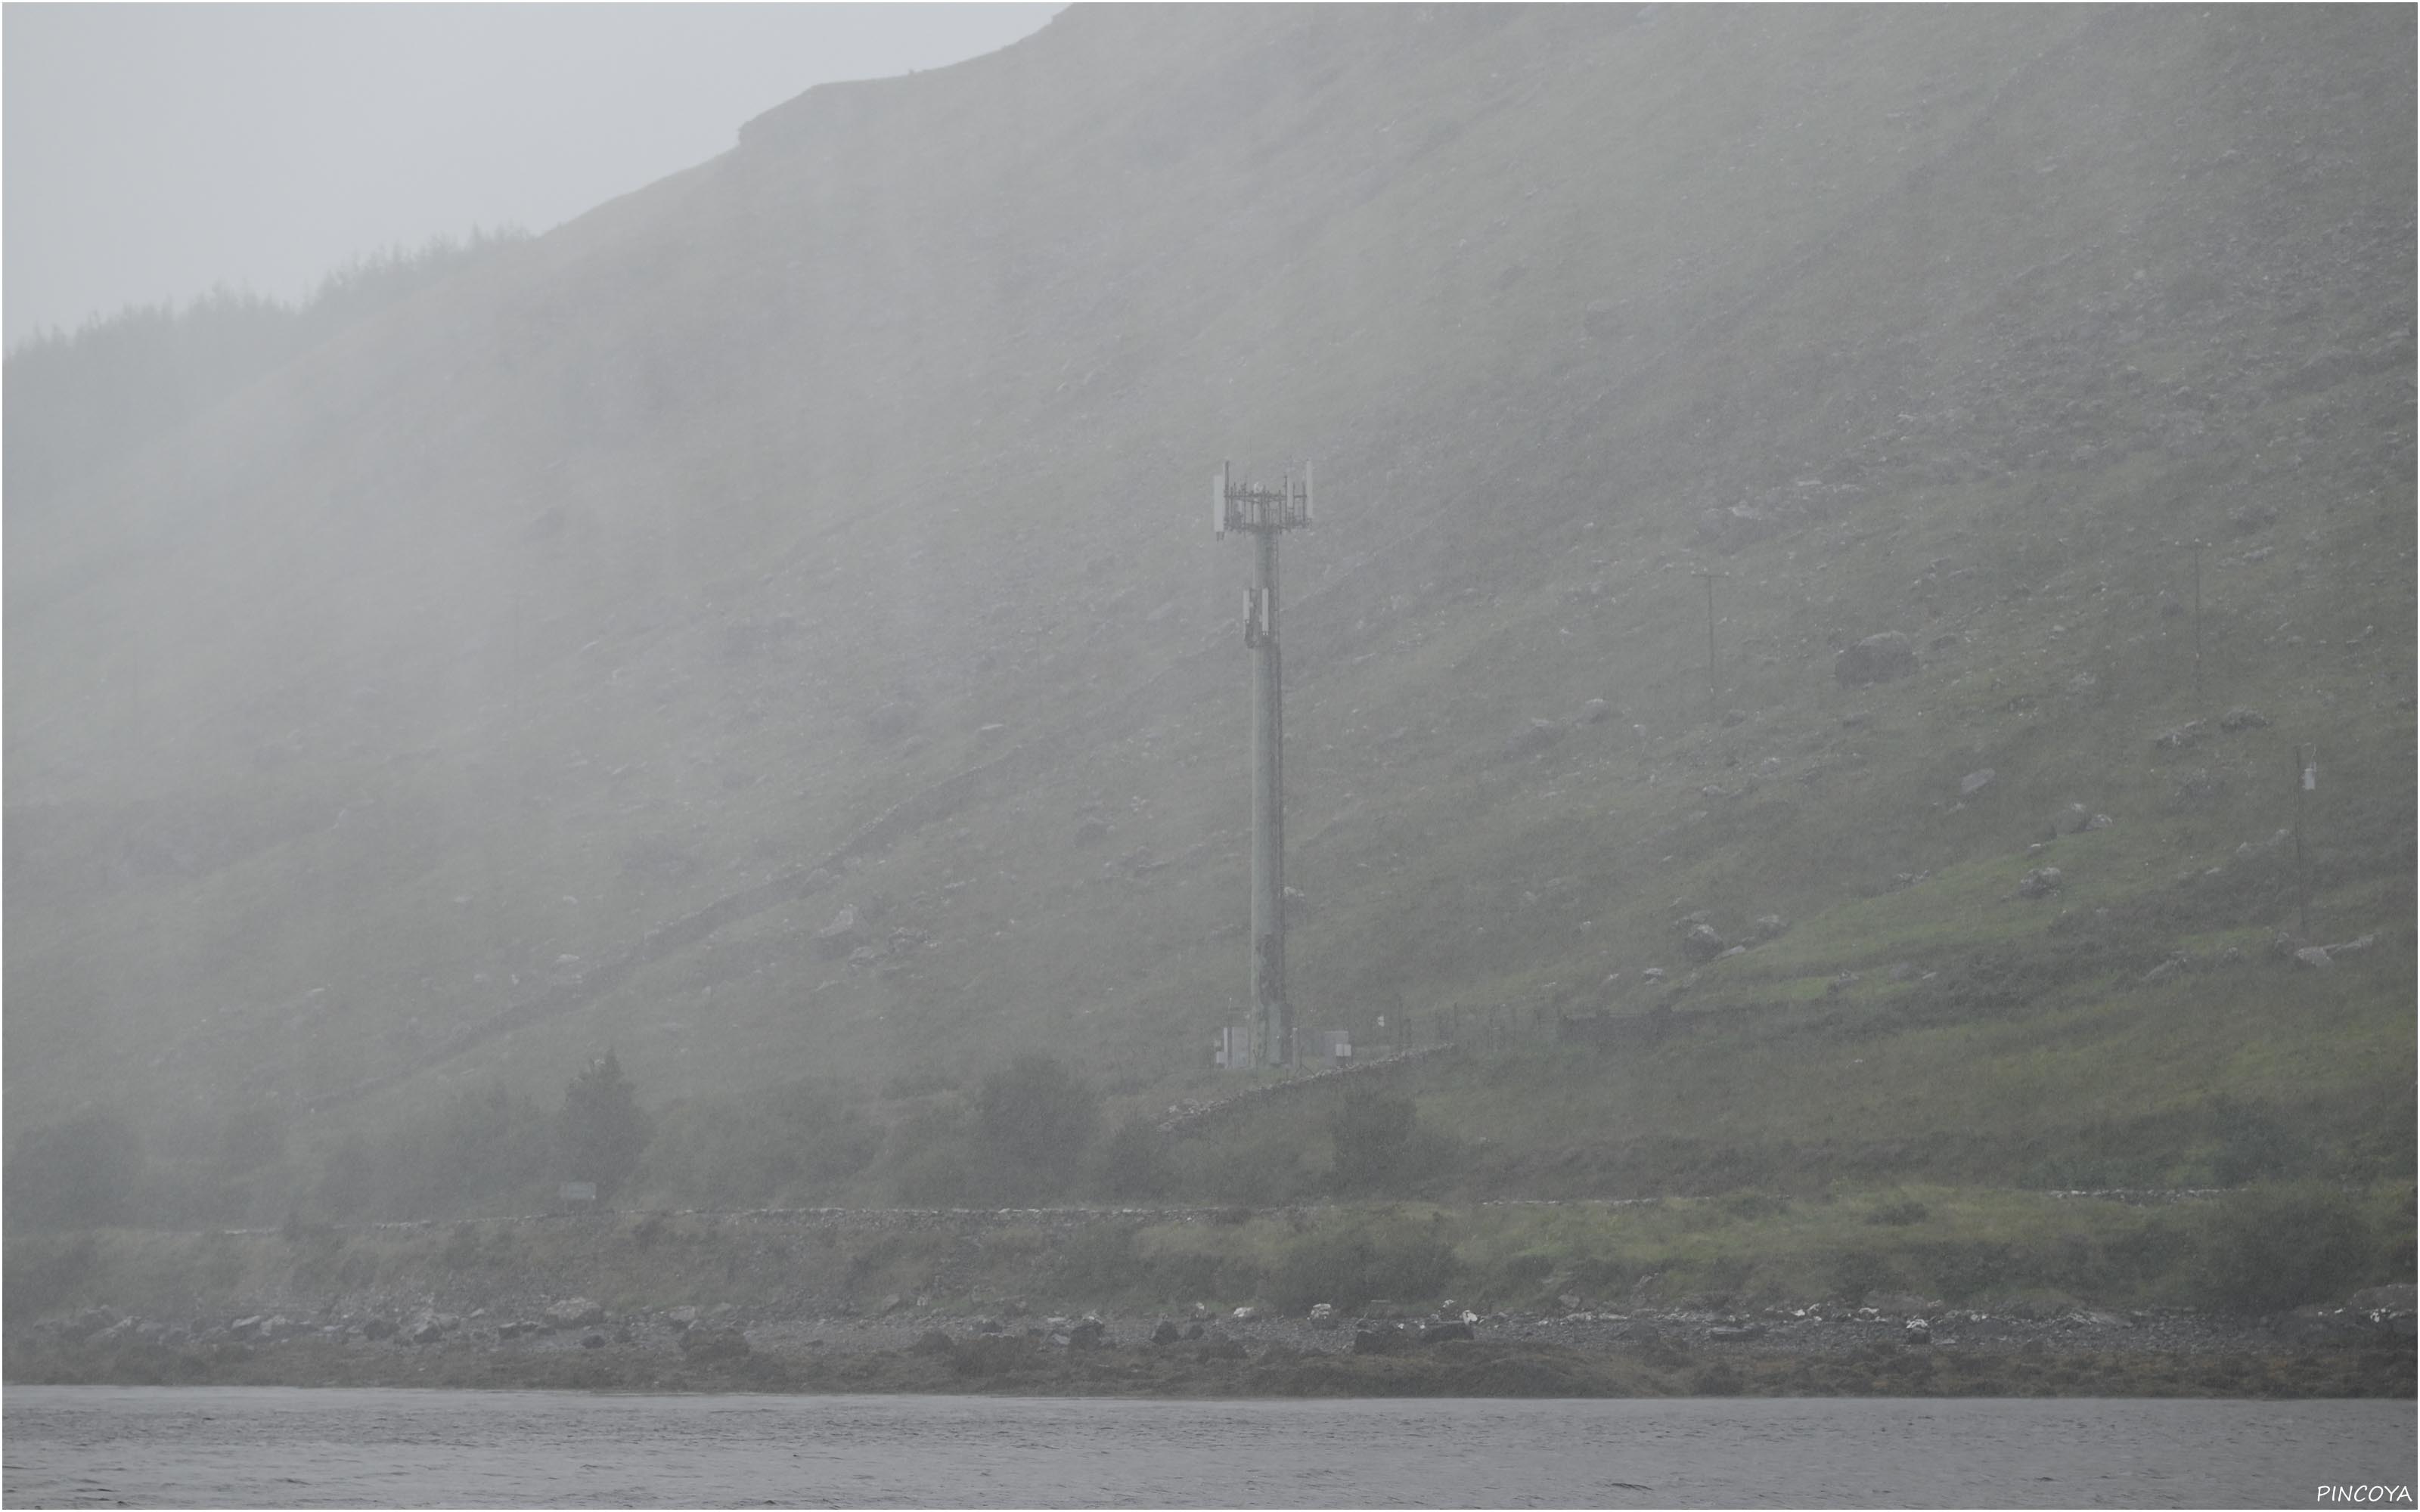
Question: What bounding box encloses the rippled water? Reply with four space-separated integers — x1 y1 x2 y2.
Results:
5 1387 2412 1507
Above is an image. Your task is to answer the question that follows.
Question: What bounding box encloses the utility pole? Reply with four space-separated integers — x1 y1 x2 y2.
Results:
2190 541 2204 708
2294 743 2315 938
1216 460 1312 1067
1691 569 1722 717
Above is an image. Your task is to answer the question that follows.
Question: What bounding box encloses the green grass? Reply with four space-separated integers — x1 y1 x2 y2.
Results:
11 1176 2410 1329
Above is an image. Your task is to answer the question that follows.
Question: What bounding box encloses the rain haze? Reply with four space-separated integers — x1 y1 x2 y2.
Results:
5 6 2412 1504
3 3 1061 345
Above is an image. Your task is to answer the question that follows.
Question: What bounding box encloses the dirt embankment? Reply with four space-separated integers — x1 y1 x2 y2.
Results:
12 1300 2411 1401
10 1203 2412 1399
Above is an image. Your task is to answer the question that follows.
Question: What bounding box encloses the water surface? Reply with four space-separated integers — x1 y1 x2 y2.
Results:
5 1387 2412 1507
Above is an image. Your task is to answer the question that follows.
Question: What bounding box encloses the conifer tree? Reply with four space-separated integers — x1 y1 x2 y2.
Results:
557 1050 651 1202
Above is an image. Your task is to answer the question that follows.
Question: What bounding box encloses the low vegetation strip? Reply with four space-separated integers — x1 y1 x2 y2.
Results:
11 1302 2411 1402
11 1185 2408 1368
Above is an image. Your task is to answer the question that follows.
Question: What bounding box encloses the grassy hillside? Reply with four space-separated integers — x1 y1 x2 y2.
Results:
5 6 2411 1228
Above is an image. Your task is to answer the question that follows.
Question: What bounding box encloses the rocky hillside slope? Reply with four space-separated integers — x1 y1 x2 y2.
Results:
6 7 2411 1198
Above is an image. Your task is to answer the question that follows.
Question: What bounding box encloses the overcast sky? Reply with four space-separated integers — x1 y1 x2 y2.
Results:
2 3 1062 348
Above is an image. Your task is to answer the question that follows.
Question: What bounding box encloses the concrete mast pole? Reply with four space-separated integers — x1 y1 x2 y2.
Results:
1252 517 1289 1067
1217 460 1309 1069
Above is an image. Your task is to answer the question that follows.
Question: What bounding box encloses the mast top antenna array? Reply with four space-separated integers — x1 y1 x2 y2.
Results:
1214 460 1312 538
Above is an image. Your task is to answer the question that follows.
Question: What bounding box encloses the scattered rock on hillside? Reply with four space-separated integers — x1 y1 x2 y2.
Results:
2049 803 2098 835
2017 867 2064 898
2220 707 2270 731
2142 954 2192 984
814 907 864 956
544 1298 606 1330
1681 923 1727 962
1959 767 1996 797
2297 935 2377 970
1506 718 1565 759
1835 631 1918 687
1581 698 1614 724
2169 768 2224 811
2152 721 2207 750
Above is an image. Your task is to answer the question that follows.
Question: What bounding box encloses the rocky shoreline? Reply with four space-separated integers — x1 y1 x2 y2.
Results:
14 1291 2412 1400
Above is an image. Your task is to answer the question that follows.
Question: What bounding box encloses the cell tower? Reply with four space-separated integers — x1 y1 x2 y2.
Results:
1215 460 1313 1067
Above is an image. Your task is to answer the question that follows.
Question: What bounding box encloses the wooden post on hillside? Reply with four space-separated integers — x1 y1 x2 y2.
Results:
2294 743 2314 938
1692 569 1722 719
2191 541 2204 708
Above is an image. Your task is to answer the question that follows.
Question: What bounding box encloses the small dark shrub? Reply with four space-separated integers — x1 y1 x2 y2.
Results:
2100 1216 2192 1295
1500 1251 1556 1288
1721 1191 1792 1222
1566 1254 1644 1295
441 1222 483 1271
1153 1250 1231 1300
1052 1225 1145 1297
2207 1098 2312 1185
1831 1247 1902 1304
1270 1222 1458 1313
1904 1238 2019 1302
1329 1091 1456 1194
7 1111 146 1230
4 1233 100 1317
1095 1117 1171 1201
882 1101 980 1206
2186 1184 2384 1315
1866 1197 1930 1227
978 1054 1100 1194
